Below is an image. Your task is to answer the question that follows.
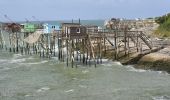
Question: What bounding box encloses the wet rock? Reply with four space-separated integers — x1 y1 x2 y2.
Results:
137 48 170 73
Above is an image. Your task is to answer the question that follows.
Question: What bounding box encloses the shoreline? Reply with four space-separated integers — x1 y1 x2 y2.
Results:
136 47 170 73
119 46 170 73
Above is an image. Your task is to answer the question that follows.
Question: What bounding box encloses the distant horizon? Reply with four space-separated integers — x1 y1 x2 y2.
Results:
0 15 162 23
0 15 164 23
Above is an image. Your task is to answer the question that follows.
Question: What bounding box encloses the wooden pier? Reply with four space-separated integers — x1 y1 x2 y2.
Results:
0 20 159 67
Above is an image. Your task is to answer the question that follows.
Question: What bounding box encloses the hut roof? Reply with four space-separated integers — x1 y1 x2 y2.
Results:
84 25 98 28
62 23 80 27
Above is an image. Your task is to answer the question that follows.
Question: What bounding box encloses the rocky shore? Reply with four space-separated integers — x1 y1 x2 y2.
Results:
136 46 170 73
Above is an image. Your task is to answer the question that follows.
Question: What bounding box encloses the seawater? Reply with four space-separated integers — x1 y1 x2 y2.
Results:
0 49 170 100
1 20 170 100
20 20 105 28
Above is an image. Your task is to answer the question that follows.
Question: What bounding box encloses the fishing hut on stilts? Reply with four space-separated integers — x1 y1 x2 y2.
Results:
0 18 156 67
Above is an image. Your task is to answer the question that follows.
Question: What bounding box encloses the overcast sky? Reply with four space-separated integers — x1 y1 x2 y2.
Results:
0 0 170 21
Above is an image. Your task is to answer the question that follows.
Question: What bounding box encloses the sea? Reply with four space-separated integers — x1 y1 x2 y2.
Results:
0 20 170 100
19 19 106 28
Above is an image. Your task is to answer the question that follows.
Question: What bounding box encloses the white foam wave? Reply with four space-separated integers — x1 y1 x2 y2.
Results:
24 94 31 97
82 69 89 74
0 59 9 63
102 61 122 67
157 71 169 75
113 61 123 66
0 67 11 71
0 58 26 64
126 65 147 73
126 65 170 75
0 65 24 71
36 87 50 93
26 57 34 60
23 60 48 65
78 85 87 88
152 95 170 100
101 59 110 62
10 58 26 63
65 89 74 93
13 54 23 59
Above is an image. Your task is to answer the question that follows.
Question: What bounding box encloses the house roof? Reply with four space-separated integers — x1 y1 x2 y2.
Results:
43 23 60 26
62 23 80 27
84 25 98 28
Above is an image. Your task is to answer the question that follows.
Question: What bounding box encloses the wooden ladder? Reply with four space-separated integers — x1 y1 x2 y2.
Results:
139 32 152 49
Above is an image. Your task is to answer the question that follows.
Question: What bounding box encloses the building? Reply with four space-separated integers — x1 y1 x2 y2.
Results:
61 23 86 39
3 23 21 33
21 23 36 33
43 23 61 34
85 25 99 33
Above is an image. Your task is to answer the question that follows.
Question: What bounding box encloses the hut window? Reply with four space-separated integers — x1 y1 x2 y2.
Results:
76 28 80 33
52 26 56 29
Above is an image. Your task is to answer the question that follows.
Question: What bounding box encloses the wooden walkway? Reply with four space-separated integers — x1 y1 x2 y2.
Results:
0 25 158 67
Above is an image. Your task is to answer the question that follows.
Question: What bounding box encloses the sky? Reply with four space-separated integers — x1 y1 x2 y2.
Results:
0 0 170 21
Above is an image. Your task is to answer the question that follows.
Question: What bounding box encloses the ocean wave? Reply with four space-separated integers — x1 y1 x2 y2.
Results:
0 67 11 71
65 89 74 93
13 54 23 59
0 59 9 63
126 65 147 73
126 65 169 75
113 61 123 66
0 65 23 71
78 85 87 88
0 58 26 64
156 71 169 75
101 61 122 67
152 95 170 100
10 58 26 63
82 69 89 74
100 59 109 62
36 87 50 93
21 60 48 65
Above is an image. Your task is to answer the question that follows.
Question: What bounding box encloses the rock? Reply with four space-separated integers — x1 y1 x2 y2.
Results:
137 49 170 73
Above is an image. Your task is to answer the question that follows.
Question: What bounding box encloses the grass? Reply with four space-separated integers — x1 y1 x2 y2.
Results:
154 29 170 38
154 13 170 38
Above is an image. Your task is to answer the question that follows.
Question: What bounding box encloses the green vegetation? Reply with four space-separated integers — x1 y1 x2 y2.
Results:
155 13 170 37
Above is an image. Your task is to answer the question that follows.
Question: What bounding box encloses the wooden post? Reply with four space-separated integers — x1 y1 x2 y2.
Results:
114 30 117 60
53 35 56 56
104 36 106 56
124 27 127 56
137 32 139 52
86 46 88 65
97 38 99 64
82 39 85 64
76 39 79 61
58 38 60 60
72 40 74 68
127 33 130 57
16 32 19 53
66 37 69 67
100 37 102 64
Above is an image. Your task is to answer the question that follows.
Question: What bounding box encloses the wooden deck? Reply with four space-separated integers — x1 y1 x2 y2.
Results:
0 24 160 67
